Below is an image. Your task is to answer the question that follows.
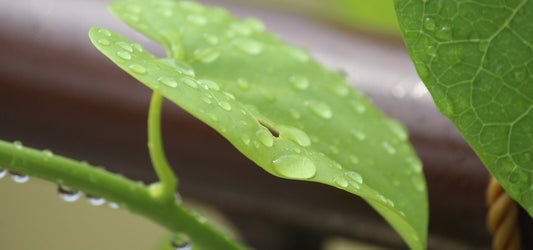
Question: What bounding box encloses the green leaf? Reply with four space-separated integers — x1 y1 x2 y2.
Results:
394 1 533 213
90 0 428 248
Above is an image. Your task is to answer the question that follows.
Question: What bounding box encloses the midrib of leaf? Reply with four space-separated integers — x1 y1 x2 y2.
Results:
395 0 533 215
91 0 429 248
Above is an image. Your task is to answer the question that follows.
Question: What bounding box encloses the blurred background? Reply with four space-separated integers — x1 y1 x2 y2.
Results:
0 0 507 249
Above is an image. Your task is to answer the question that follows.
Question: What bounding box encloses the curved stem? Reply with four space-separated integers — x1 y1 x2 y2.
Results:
0 140 244 250
148 91 177 200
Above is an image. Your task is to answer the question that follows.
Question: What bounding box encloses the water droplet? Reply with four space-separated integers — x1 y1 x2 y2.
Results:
345 171 363 184
193 48 220 63
108 202 120 209
233 38 263 55
386 119 408 141
237 78 249 90
285 46 310 62
10 172 29 183
378 195 395 207
116 41 133 52
435 26 452 40
158 76 178 88
132 43 143 52
181 78 199 89
98 28 111 37
244 18 265 32
129 64 146 74
175 192 183 205
423 17 435 31
350 129 366 141
289 75 309 90
200 95 212 104
272 154 317 179
0 169 6 179
42 149 54 159
277 125 311 147
331 160 343 170
171 234 192 250
349 155 359 164
241 135 251 145
305 100 333 119
97 39 110 46
426 45 437 56
158 58 195 77
381 141 396 155
202 33 219 45
256 127 274 147
334 176 349 188
229 22 252 36
198 79 220 91
58 185 82 202
350 100 366 114
86 194 106 206
218 101 232 111
407 157 423 173
13 140 23 149
187 14 207 25
117 51 132 60
223 91 235 100
289 109 301 120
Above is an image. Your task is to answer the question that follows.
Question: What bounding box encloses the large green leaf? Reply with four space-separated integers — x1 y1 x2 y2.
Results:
395 0 533 212
90 0 427 248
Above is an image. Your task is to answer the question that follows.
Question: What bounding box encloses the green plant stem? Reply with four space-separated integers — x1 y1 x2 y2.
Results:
148 91 177 200
0 140 244 250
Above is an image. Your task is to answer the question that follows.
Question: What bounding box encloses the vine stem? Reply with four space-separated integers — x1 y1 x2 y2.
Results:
0 140 244 250
148 91 177 201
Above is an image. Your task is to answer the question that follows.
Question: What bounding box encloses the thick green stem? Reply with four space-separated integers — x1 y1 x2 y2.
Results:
0 140 244 250
148 91 177 201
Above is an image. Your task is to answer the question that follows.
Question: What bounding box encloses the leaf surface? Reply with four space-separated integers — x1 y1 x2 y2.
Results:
90 0 428 248
395 0 533 213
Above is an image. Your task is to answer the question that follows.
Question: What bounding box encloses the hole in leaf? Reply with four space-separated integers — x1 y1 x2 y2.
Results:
257 119 279 137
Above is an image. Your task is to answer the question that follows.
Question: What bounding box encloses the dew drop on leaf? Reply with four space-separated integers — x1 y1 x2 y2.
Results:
285 46 310 62
334 176 349 188
129 64 146 74
117 50 132 60
289 109 301 120
241 134 251 145
218 101 232 111
233 38 264 55
158 58 195 77
350 129 366 141
0 169 7 179
350 100 366 114
382 141 397 155
198 79 220 91
272 154 317 179
98 28 111 37
181 78 199 89
305 100 333 119
42 149 54 159
193 48 220 63
289 75 309 90
435 26 452 40
10 172 29 183
256 127 274 147
171 234 192 250
86 194 106 206
13 140 23 150
349 155 360 164
116 41 133 52
277 125 311 147
58 185 82 202
423 17 435 31
158 76 178 88
345 171 363 184
97 39 110 46
108 202 120 209
202 33 219 45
